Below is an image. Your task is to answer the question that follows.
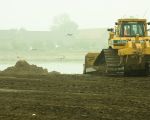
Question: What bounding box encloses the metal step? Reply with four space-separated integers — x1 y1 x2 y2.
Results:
107 64 122 67
107 67 124 72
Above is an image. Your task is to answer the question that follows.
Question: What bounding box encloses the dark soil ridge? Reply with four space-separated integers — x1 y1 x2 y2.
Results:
0 60 54 75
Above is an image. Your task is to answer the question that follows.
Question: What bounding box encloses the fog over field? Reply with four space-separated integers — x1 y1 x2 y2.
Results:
0 0 150 72
0 0 150 30
0 1 150 119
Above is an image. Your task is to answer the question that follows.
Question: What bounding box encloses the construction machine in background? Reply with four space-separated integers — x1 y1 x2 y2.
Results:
84 18 150 76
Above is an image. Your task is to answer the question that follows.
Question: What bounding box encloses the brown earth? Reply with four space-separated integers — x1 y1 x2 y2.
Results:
1 60 49 75
0 74 150 120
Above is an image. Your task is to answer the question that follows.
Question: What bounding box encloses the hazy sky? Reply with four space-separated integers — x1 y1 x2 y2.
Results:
0 0 150 30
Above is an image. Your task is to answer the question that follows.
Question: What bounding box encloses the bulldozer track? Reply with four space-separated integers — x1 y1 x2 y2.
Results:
84 49 150 76
144 56 150 75
103 49 124 76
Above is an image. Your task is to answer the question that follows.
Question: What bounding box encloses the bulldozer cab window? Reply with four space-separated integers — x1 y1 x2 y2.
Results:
132 24 144 36
124 25 130 36
121 23 144 37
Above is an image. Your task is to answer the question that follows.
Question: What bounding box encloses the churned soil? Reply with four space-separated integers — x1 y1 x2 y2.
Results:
0 74 149 120
2 60 48 75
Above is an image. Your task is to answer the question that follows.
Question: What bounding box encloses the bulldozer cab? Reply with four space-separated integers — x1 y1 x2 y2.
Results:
121 22 144 37
108 19 150 49
114 19 148 37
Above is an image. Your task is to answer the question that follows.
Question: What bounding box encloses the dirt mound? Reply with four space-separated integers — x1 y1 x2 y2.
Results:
49 71 60 75
2 60 48 75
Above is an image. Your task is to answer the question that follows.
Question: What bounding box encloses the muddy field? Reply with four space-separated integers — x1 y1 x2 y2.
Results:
0 74 149 120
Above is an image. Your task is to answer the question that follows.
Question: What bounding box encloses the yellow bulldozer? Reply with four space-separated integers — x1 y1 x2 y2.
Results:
84 18 150 76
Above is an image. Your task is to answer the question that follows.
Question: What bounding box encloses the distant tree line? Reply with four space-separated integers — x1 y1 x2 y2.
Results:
0 14 107 52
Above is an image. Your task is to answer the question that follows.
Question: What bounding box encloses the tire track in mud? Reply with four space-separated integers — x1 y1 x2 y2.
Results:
0 88 105 98
0 88 44 93
0 88 99 95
